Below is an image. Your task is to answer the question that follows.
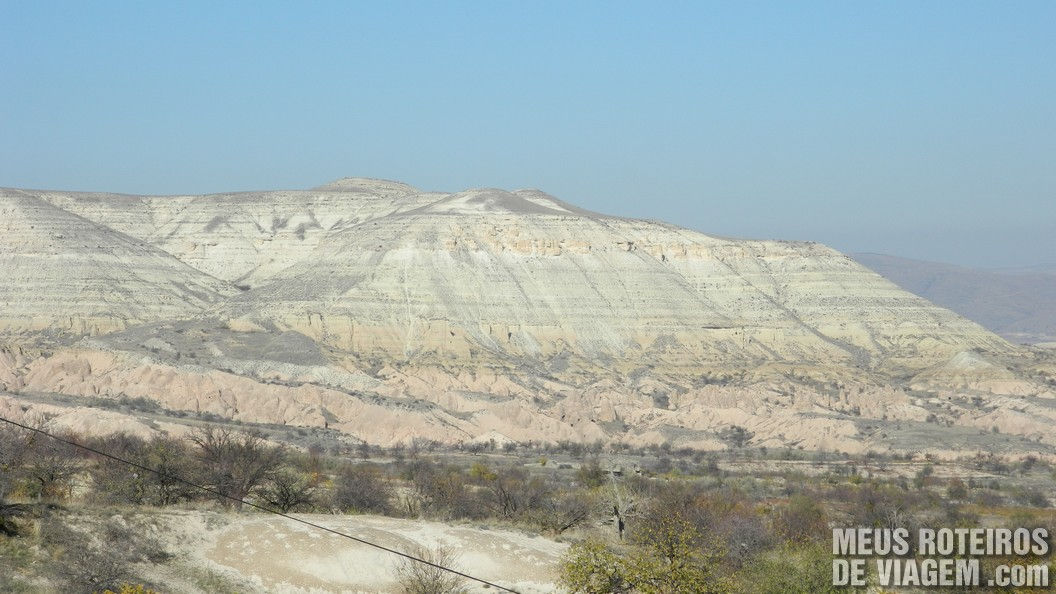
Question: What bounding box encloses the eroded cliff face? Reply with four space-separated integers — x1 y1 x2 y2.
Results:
212 187 1010 378
1 179 1052 455
0 190 234 336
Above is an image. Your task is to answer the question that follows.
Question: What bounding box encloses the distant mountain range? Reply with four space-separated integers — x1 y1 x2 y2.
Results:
853 253 1056 344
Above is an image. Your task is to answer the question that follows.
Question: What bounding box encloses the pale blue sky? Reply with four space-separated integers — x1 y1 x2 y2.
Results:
2 1 1053 267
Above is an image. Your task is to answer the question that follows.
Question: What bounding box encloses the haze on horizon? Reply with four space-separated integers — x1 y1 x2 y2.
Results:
2 2 1053 268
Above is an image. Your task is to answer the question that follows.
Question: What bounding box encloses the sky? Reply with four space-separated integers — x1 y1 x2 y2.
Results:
2 1 1053 268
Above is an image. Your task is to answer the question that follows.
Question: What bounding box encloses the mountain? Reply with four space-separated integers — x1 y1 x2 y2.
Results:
226 187 1010 375
1 179 1053 456
853 253 1056 344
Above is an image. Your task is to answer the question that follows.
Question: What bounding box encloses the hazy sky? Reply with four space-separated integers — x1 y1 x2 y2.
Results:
2 2 1053 267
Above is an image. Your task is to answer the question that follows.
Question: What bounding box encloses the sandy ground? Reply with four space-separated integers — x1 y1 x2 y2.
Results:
175 512 566 593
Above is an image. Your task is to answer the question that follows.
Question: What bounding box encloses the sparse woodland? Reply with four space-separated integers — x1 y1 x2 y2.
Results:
1 417 1054 593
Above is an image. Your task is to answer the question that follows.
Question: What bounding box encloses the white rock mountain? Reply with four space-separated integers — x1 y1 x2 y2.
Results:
1 179 1053 456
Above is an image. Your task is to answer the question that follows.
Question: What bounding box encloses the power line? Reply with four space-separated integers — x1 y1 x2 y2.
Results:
0 415 521 593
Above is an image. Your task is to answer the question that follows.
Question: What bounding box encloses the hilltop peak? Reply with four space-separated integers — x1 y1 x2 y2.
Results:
312 177 419 195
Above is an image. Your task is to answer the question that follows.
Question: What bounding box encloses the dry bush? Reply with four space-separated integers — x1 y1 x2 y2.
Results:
0 423 32 500
772 494 828 544
575 457 607 488
41 518 134 594
36 512 171 593
530 489 595 534
474 465 551 519
392 546 467 594
0 415 81 502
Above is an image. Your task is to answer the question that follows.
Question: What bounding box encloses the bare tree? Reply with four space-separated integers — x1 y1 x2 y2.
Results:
261 467 317 513
16 417 80 501
0 422 32 501
89 433 198 506
332 462 394 514
190 427 283 509
532 489 594 534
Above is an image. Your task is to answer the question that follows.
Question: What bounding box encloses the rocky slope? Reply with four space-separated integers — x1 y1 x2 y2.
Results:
227 187 1010 377
1 179 1053 455
0 190 234 337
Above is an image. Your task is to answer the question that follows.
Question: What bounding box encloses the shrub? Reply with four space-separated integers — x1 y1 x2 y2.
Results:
530 489 594 534
89 434 198 506
42 519 134 594
946 478 968 500
4 419 81 501
561 516 728 594
1011 487 1050 508
773 494 828 544
560 539 632 594
393 546 467 594
718 426 753 449
99 584 159 594
576 457 607 488
629 514 727 592
471 465 553 520
734 542 839 594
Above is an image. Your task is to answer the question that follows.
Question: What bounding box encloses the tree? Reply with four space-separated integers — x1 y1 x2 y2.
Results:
90 433 199 506
0 420 35 501
139 434 200 505
261 467 317 513
629 515 726 593
406 459 472 518
190 427 283 509
89 433 151 505
20 422 79 501
332 462 394 514
0 421 39 535
560 518 728 594
471 464 553 520
0 415 82 501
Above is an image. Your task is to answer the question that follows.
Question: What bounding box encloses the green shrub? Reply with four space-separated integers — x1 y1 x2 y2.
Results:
734 543 839 594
